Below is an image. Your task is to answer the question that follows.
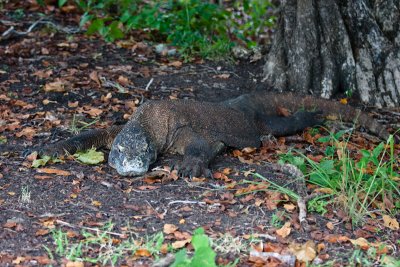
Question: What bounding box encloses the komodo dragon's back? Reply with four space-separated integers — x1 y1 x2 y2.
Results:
133 100 261 150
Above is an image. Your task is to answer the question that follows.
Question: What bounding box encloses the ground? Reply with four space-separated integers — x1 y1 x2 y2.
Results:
1 4 400 267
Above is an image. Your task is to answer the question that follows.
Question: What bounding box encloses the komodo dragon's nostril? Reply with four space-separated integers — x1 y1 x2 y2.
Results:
118 145 125 153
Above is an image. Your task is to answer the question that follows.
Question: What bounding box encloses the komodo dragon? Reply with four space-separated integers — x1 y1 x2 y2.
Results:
38 91 390 177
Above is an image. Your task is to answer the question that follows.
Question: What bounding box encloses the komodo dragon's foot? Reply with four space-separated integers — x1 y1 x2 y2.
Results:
174 156 213 179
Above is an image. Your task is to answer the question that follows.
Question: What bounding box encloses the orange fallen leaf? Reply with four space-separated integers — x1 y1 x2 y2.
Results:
37 168 71 176
326 222 334 230
134 248 151 257
172 239 191 249
163 224 178 234
168 61 182 68
35 229 50 236
382 215 399 230
350 237 369 250
92 200 102 207
289 240 316 262
276 222 291 238
283 203 296 212
44 79 67 92
66 261 84 267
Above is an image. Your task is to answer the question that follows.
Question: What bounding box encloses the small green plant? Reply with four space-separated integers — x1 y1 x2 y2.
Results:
171 227 217 267
18 186 32 205
55 0 275 60
11 8 25 20
69 114 99 135
307 195 331 215
270 212 284 228
46 222 164 266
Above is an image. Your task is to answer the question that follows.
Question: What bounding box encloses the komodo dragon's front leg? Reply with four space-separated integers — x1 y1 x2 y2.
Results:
176 138 225 178
39 125 124 157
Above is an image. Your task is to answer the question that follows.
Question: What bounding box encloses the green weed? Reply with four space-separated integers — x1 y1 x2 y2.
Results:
69 114 99 135
55 0 275 60
279 131 400 225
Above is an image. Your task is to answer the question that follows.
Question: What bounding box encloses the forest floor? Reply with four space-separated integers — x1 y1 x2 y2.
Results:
1 3 400 267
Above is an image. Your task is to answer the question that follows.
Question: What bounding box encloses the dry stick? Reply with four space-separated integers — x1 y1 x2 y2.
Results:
249 251 296 266
56 219 127 238
275 163 310 231
1 19 81 41
145 78 154 91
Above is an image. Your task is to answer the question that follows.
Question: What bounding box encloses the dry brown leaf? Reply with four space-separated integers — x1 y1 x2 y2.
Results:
289 240 317 263
117 75 130 86
163 223 178 234
276 222 291 238
92 200 102 207
77 106 103 117
35 229 50 236
283 203 296 212
15 127 36 140
326 222 334 230
34 175 53 180
66 261 84 267
213 74 230 79
68 101 79 108
37 168 71 176
33 69 53 78
168 61 183 68
350 237 369 250
44 79 67 92
276 106 290 117
134 248 151 257
89 71 101 86
172 239 191 249
314 188 334 194
238 156 253 164
382 215 399 230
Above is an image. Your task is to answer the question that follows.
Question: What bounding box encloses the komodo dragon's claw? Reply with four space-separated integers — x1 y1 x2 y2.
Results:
175 156 212 179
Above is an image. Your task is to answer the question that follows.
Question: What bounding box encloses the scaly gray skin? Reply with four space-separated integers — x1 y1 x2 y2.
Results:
38 91 392 177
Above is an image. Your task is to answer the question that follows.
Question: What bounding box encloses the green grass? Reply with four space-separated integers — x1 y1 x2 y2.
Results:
279 131 400 225
44 221 164 266
44 224 238 266
52 0 276 61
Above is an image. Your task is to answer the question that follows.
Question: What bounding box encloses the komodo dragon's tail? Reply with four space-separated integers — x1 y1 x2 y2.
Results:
252 92 391 140
39 125 124 157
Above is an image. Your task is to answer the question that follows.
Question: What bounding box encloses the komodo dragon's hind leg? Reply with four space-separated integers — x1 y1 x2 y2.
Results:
260 111 324 137
38 125 124 157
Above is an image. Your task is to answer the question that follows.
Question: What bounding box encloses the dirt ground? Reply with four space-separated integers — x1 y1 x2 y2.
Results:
1 4 400 267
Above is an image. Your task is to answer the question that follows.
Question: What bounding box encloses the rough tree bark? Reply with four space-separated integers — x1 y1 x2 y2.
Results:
263 0 400 107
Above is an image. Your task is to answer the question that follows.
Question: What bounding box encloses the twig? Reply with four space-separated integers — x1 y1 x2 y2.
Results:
152 254 176 267
249 251 296 266
167 200 206 206
145 78 154 91
56 219 127 238
1 19 81 41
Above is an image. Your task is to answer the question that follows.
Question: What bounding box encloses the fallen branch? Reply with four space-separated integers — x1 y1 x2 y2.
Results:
56 219 127 238
1 19 81 41
249 251 296 266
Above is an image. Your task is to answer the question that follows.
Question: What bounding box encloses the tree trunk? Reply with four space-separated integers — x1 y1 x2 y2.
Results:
263 0 400 107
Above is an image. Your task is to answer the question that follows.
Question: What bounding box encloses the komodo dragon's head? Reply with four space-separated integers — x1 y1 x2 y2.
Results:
108 123 157 176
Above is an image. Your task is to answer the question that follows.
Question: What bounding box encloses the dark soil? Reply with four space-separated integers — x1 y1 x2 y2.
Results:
1 4 399 267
